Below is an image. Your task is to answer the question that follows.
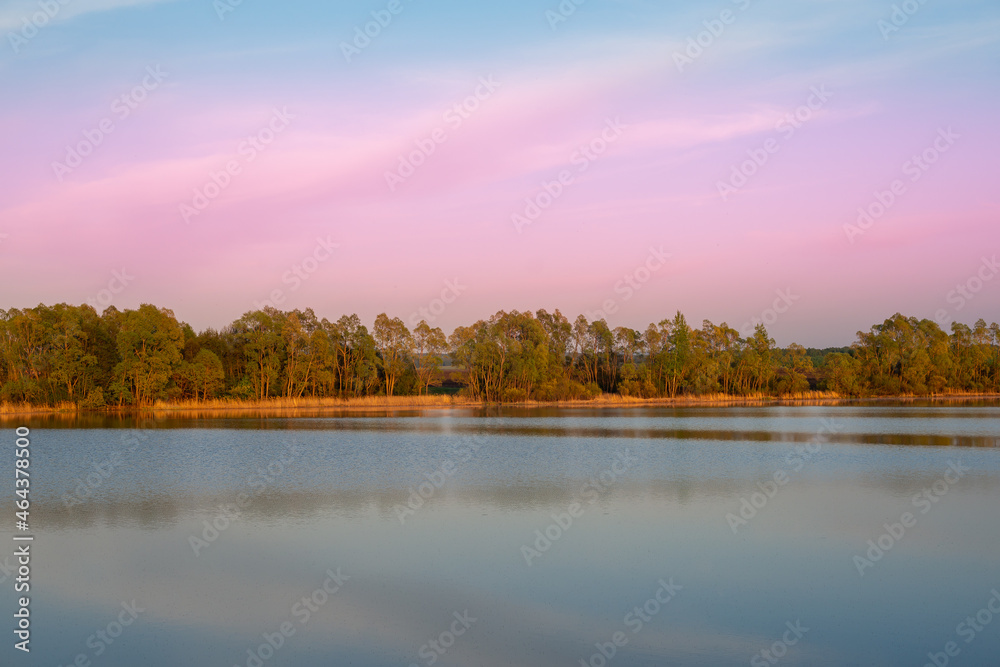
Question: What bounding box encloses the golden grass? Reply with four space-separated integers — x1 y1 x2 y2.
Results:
533 390 843 408
0 401 34 415
2 390 999 418
150 394 475 412
0 400 78 415
151 392 846 416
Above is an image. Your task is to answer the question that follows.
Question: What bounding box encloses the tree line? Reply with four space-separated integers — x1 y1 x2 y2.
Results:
1 304 998 407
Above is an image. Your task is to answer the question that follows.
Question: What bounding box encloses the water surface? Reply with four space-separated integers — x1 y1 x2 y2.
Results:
3 405 999 666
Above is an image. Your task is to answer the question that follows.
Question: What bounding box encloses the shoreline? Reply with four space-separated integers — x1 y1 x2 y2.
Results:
3 392 999 418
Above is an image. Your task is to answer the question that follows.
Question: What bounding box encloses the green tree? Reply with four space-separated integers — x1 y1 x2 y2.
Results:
49 304 100 401
823 352 862 396
413 320 447 395
176 349 225 400
113 305 184 405
746 324 776 393
373 314 412 396
664 311 692 397
774 343 812 395
233 308 285 400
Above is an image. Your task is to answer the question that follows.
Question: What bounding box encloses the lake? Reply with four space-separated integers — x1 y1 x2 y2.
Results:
3 404 1000 666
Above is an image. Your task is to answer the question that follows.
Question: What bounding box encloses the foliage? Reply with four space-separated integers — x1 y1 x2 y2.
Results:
1 304 998 406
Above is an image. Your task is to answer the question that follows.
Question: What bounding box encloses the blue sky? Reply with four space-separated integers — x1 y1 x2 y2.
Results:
2 0 998 345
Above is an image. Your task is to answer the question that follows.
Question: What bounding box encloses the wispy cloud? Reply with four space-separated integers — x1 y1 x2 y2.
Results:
0 0 180 31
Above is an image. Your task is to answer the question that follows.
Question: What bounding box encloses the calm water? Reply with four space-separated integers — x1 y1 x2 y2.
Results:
2 405 999 666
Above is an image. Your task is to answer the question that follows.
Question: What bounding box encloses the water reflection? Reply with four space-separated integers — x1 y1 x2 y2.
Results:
29 467 1000 532
2 406 999 666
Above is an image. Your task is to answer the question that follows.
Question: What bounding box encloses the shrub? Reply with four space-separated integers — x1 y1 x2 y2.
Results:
501 387 528 403
79 388 106 409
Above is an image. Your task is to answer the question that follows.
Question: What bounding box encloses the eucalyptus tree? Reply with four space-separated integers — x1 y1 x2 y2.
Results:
587 319 615 391
613 327 642 367
496 310 550 400
232 308 285 400
700 320 742 395
0 307 47 401
643 319 668 393
686 323 719 395
49 303 99 401
373 313 413 396
327 314 364 396
175 349 225 400
412 320 447 395
970 319 993 389
282 309 328 398
823 352 863 395
663 311 692 397
447 311 550 401
113 304 184 405
773 343 812 395
1 300 997 406
536 308 572 372
746 323 776 393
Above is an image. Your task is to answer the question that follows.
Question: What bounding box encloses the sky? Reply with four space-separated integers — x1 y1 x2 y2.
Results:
0 0 998 347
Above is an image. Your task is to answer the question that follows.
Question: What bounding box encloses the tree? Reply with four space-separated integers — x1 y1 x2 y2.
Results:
373 314 412 396
664 312 692 397
644 319 668 395
413 320 447 395
328 315 360 396
497 311 550 400
1 301 997 406
113 305 184 405
590 319 615 392
537 309 572 371
774 343 812 395
824 352 862 396
701 320 741 395
49 304 101 401
282 310 324 398
687 323 719 395
0 307 48 402
176 349 225 400
233 309 284 400
746 324 775 393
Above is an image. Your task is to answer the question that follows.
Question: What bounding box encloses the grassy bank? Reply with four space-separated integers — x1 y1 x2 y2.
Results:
3 390 1000 418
